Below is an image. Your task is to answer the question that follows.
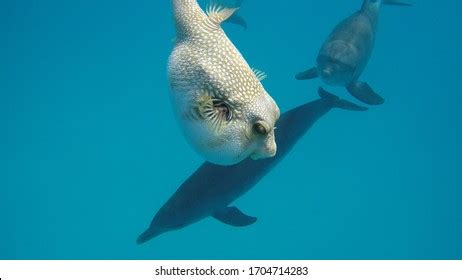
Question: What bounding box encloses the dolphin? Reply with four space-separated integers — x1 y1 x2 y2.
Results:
137 88 367 244
296 0 412 105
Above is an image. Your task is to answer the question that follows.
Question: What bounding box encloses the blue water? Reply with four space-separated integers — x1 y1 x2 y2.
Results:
2 0 461 259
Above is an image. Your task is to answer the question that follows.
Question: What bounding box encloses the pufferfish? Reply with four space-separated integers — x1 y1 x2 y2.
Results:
168 0 280 166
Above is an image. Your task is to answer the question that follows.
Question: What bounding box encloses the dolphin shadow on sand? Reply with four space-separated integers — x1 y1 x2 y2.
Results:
137 88 367 244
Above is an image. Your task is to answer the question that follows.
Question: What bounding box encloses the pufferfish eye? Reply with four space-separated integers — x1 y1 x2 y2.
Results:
253 122 268 135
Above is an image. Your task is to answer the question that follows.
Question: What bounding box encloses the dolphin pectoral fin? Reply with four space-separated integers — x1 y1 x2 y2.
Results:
383 0 413 7
295 68 318 80
213 207 257 227
347 82 385 105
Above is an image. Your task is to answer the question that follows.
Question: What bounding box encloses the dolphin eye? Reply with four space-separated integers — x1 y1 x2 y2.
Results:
253 122 268 135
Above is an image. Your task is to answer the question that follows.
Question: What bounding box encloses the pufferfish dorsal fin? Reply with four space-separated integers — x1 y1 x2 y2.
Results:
206 4 239 26
252 68 267 81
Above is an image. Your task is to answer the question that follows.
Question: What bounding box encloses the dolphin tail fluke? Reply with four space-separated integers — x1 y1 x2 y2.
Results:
318 88 368 112
347 81 385 105
383 0 413 7
136 227 163 245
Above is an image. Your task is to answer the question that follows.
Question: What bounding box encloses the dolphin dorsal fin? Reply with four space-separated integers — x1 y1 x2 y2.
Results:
206 4 239 26
213 207 257 227
252 68 267 81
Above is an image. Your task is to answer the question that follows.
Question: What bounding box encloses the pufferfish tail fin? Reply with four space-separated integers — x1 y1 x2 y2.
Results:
206 1 248 29
225 12 247 29
226 0 248 29
206 4 240 26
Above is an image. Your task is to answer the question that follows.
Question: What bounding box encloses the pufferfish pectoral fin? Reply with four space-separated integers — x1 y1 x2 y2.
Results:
193 90 232 133
206 4 239 26
196 92 214 116
213 207 257 227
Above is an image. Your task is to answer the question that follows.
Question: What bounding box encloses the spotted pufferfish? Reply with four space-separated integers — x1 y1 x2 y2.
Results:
168 0 280 166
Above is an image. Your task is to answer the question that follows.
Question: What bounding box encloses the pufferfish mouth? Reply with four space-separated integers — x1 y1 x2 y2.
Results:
250 147 277 160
